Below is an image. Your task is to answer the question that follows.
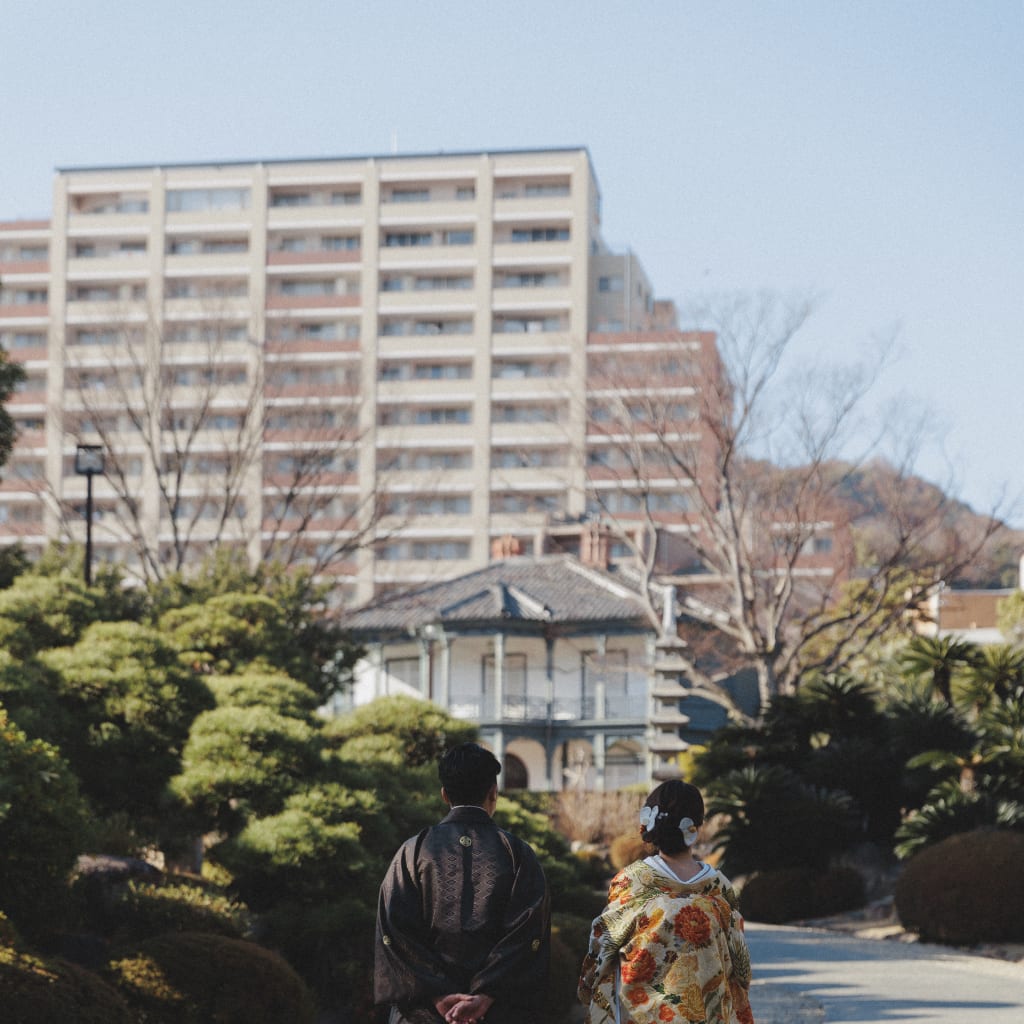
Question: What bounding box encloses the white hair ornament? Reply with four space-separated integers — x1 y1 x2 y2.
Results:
638 804 660 831
679 816 699 847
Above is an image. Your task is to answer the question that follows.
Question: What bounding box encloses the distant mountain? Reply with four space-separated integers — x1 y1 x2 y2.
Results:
835 458 1023 590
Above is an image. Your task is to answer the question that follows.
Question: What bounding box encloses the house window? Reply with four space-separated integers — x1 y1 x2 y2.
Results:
385 657 420 692
483 653 529 718
442 229 474 246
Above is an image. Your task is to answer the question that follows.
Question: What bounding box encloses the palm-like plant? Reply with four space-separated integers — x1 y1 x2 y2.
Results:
958 644 1024 710
898 635 980 705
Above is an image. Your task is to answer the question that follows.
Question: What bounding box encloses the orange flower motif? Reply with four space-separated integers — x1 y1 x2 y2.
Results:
673 905 712 947
736 1000 755 1024
626 986 650 1006
658 1004 675 1021
622 947 657 984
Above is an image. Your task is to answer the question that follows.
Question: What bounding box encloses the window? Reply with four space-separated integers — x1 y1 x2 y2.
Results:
277 279 336 296
387 188 430 203
168 237 247 255
598 275 624 293
492 359 565 379
456 186 476 200
496 315 564 333
413 275 472 291
0 244 47 261
1 331 45 350
384 231 433 248
378 540 470 561
322 235 360 250
166 187 250 212
491 448 566 469
510 227 569 243
74 194 149 215
2 287 47 304
384 494 471 516
377 449 472 471
166 279 246 299
490 492 560 514
498 271 562 288
493 403 563 424
524 182 570 197
442 229 473 246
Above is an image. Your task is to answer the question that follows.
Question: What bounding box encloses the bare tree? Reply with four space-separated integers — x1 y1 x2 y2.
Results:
58 307 381 584
586 292 1002 715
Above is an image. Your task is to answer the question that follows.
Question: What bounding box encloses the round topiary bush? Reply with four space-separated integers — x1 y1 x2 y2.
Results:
109 930 315 1024
740 866 866 923
0 946 134 1024
740 868 815 923
895 829 1024 945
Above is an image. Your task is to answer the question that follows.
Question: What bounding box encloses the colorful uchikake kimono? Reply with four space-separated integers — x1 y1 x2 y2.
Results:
578 859 754 1024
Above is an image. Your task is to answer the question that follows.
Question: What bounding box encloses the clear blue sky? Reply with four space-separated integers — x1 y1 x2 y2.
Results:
3 2 1021 523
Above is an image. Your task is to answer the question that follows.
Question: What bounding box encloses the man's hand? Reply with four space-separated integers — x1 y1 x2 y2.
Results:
434 993 495 1023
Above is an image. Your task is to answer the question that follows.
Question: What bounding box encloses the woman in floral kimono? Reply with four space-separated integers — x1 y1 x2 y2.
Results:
578 781 754 1024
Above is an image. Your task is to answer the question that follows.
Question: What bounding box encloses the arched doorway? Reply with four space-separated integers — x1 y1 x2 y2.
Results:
502 752 528 790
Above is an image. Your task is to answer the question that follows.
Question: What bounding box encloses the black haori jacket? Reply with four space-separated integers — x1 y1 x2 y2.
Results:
374 804 551 1024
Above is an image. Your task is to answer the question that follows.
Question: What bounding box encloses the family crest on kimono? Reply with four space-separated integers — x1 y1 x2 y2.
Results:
375 743 551 1024
578 780 755 1024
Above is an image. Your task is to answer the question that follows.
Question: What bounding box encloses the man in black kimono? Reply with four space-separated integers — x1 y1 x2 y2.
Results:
375 743 550 1024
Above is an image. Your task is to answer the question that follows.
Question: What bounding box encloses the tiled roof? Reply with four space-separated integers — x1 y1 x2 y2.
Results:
342 556 653 636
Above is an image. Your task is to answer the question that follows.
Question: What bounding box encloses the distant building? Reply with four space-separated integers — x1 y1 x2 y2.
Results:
0 147 720 602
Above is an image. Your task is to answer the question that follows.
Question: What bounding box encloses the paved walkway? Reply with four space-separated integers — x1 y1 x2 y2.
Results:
746 923 1024 1023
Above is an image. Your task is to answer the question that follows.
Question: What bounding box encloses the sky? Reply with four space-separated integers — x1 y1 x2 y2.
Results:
2 1 1022 523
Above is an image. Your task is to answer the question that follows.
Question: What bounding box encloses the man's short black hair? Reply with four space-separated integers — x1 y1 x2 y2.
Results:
438 743 501 805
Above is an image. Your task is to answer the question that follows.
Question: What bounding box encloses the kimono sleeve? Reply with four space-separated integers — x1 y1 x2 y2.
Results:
374 836 449 1007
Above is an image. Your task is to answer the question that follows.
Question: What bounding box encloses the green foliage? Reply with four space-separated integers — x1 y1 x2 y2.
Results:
996 588 1024 645
323 694 477 766
899 634 980 705
113 880 252 943
895 830 1024 945
0 545 29 590
0 708 89 933
148 551 360 701
206 669 321 719
706 764 858 875
739 866 865 923
0 573 105 658
39 621 214 820
109 931 315 1024
170 706 322 832
0 947 134 1024
0 350 25 472
160 593 299 676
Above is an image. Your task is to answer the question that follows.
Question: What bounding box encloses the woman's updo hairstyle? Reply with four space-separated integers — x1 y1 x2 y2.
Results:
640 780 705 854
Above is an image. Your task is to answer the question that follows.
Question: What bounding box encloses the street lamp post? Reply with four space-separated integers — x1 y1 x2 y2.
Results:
74 444 105 585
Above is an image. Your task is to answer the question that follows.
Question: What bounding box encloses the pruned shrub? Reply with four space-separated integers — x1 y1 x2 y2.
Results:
112 880 251 942
740 866 866 923
0 946 134 1024
609 832 649 870
541 925 584 1024
109 930 315 1024
895 829 1024 945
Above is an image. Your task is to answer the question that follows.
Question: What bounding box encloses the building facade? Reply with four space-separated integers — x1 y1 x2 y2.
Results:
0 147 713 602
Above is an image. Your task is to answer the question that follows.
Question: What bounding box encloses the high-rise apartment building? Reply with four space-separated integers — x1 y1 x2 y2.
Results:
0 147 711 603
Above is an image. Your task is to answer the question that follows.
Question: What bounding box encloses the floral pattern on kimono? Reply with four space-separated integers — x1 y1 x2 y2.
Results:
578 860 754 1024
